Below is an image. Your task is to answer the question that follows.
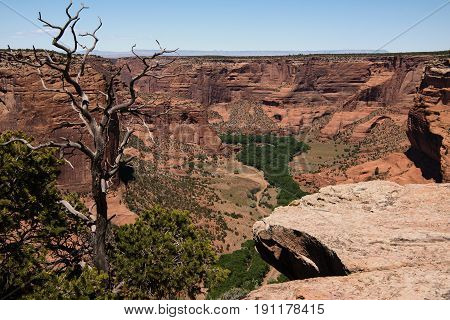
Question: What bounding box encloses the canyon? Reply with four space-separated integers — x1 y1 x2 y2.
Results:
1 51 449 298
2 53 448 192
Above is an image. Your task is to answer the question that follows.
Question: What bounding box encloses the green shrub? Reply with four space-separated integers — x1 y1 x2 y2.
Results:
226 212 243 219
267 273 289 285
26 268 111 300
111 206 225 299
207 240 269 300
0 131 91 299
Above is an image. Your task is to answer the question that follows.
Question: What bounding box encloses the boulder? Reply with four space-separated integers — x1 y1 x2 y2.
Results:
250 180 450 299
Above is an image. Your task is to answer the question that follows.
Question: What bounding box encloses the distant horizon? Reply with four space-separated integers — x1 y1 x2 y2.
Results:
1 0 449 53
5 47 450 58
93 49 392 58
90 49 450 59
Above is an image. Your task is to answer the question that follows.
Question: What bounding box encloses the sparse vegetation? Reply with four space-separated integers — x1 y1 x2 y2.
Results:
120 132 151 153
125 160 228 241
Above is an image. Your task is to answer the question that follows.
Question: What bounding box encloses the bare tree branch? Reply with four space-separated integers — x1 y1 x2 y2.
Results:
77 17 102 81
59 200 94 223
51 121 86 133
3 2 177 272
103 43 178 117
107 128 135 178
0 137 95 160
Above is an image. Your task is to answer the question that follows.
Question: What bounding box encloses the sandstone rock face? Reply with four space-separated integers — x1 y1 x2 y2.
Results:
136 56 423 109
0 54 110 191
250 181 450 299
0 53 222 190
320 111 372 137
344 152 431 184
122 55 428 138
407 59 450 182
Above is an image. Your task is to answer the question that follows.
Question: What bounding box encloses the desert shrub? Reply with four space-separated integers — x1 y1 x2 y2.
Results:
111 206 226 299
0 131 91 299
267 273 289 285
226 212 243 219
207 240 269 300
249 187 260 195
25 267 111 300
247 189 258 202
220 287 250 300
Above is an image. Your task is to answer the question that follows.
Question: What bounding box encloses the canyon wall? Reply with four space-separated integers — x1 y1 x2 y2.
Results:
1 52 446 191
129 55 428 137
135 56 423 109
407 59 450 182
0 53 110 191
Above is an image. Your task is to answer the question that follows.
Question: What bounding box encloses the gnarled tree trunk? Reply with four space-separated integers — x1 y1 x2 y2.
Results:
92 163 109 271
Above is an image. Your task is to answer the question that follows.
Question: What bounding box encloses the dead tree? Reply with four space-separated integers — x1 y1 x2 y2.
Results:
1 1 176 271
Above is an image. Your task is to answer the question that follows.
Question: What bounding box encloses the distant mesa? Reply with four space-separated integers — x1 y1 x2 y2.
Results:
92 49 390 58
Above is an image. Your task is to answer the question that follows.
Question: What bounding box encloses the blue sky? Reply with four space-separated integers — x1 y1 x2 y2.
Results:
0 0 449 52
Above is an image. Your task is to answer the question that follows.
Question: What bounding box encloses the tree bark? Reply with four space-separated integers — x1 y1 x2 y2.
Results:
92 162 109 272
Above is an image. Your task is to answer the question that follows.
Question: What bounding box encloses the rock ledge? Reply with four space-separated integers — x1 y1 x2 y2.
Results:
249 181 450 299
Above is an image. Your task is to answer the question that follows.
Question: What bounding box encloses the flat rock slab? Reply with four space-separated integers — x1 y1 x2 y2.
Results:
250 181 450 299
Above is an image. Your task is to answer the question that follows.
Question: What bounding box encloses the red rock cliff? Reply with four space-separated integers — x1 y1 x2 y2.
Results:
1 53 442 191
407 59 450 182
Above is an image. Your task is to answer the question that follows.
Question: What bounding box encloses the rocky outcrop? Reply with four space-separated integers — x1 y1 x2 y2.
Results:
253 224 349 280
250 181 450 299
247 264 450 300
344 152 431 184
407 59 450 182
